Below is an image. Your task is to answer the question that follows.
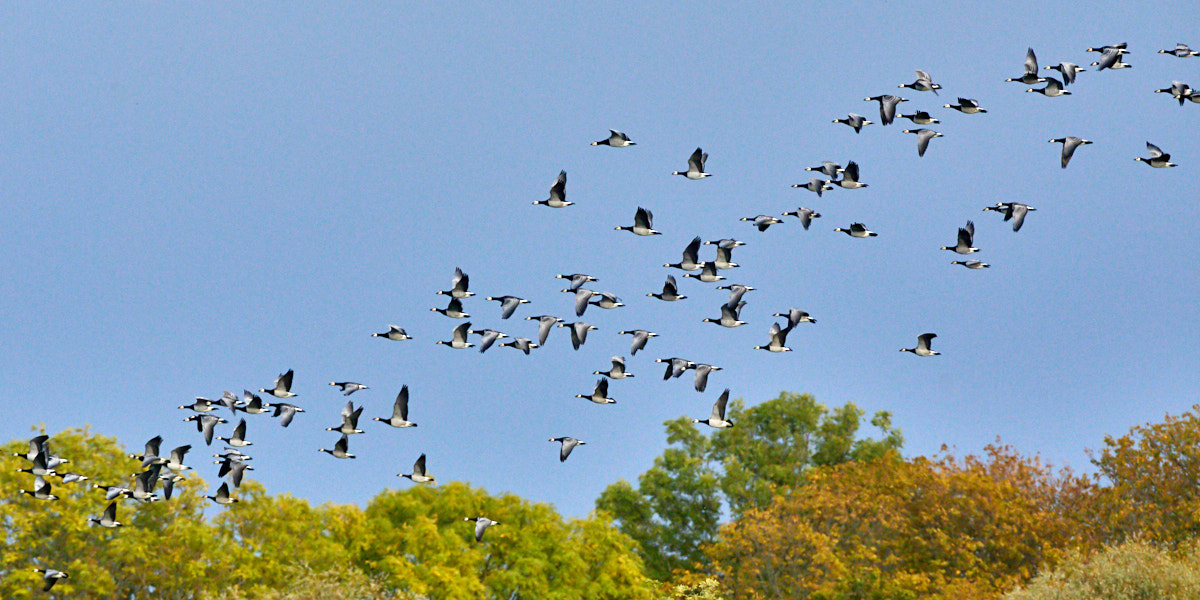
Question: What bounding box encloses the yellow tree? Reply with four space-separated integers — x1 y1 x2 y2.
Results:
359 481 654 600
1089 404 1200 547
0 428 241 600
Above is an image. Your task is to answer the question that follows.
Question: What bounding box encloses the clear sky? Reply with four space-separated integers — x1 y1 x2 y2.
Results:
4 2 1200 519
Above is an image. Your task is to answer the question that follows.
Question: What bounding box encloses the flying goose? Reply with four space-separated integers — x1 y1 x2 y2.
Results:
330 381 368 395
594 356 634 379
270 403 303 428
1027 76 1071 96
373 325 411 340
691 363 722 392
217 418 252 447
944 98 987 114
663 236 705 270
1006 48 1046 84
693 389 734 428
589 291 625 310
15 434 49 462
486 295 530 319
656 357 696 379
470 328 508 354
782 207 821 230
834 223 877 237
865 95 908 125
682 262 726 283
1085 42 1128 54
164 445 192 472
129 435 164 467
952 260 990 269
318 434 356 459
830 161 868 189
703 304 747 328
525 315 563 345
615 206 661 236
592 129 635 146
902 128 943 157
260 369 297 399
549 437 586 462
22 475 58 501
178 397 217 413
983 202 1036 232
833 113 872 133
95 483 132 501
217 390 243 414
740 215 783 231
533 170 572 207
207 482 239 505
190 413 228 443
437 322 475 349
805 161 843 177
375 385 418 427
754 322 792 352
704 238 746 249
648 274 687 301
618 329 658 355
436 267 475 299
1043 62 1084 85
576 378 615 404
791 177 834 196
237 390 272 415
899 110 940 125
774 307 816 328
130 466 162 503
717 283 755 309
91 501 123 527
901 333 940 356
59 472 89 484
1000 202 1036 231
1091 47 1130 70
1155 81 1193 106
465 517 498 541
17 451 57 477
34 568 70 592
673 147 711 179
327 401 365 435
500 337 539 354
1135 141 1177 168
399 454 435 483
941 220 978 254
1050 137 1092 168
1159 43 1199 57
557 321 597 350
899 69 941 94
712 245 738 270
555 273 596 291
215 456 253 487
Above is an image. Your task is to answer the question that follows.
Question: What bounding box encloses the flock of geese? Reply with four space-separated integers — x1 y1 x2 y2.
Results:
15 40 1194 592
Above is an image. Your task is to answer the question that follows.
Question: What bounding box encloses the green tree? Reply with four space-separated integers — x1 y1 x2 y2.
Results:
596 418 721 580
711 392 903 514
595 391 902 581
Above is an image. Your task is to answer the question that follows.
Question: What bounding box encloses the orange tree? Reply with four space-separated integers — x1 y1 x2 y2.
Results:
708 446 1095 600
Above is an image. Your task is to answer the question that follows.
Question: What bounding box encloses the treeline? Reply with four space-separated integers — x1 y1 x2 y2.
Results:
4 395 1200 600
605 393 1200 600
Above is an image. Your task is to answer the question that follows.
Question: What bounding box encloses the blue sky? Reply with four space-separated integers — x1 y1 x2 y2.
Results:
3 3 1200 518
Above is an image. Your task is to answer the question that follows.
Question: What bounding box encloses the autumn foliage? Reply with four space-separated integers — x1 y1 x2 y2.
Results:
5 400 1200 599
